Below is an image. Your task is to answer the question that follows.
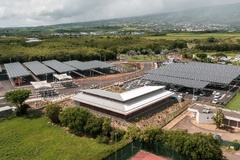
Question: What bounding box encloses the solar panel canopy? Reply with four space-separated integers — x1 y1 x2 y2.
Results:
43 60 76 73
24 61 55 76
143 74 209 89
64 60 113 71
4 62 31 78
64 60 90 71
145 62 240 88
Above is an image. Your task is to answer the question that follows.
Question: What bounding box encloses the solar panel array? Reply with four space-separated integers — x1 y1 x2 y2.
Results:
43 60 76 73
144 62 240 88
64 60 113 71
4 62 30 78
23 61 55 76
143 74 209 89
64 60 91 71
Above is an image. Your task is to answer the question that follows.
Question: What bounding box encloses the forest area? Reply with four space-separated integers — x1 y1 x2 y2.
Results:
0 32 240 64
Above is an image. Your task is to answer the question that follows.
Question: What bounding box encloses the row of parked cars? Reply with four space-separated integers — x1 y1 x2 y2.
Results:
212 91 222 104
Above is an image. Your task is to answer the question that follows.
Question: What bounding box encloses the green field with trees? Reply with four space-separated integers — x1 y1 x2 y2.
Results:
1 32 240 65
0 117 127 160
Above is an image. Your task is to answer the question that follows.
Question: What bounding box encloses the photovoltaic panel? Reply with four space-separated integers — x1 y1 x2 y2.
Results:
4 62 31 78
147 62 240 84
64 60 93 71
42 60 76 73
143 74 209 89
23 61 55 76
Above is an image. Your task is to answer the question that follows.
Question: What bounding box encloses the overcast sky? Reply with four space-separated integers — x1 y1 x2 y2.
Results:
0 0 240 27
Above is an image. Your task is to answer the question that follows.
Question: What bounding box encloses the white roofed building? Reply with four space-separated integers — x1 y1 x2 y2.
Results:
72 86 174 120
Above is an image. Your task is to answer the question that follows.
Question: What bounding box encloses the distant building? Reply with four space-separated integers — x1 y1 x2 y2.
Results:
26 38 42 43
72 86 174 121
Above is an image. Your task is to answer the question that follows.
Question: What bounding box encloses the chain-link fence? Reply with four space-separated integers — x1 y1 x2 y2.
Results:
104 140 190 160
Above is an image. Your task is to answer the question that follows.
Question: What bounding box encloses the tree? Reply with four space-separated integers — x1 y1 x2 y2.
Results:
126 125 141 140
84 115 104 138
59 107 93 133
4 89 31 116
207 37 217 43
214 109 225 128
45 104 62 124
196 53 207 62
101 117 113 137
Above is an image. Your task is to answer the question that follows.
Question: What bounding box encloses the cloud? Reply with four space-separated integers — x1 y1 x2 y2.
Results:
0 0 240 27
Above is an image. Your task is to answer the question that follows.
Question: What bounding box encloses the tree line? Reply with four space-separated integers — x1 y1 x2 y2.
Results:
0 36 187 63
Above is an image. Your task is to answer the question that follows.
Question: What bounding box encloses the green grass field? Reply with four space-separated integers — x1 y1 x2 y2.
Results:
0 117 128 160
145 33 240 40
225 93 240 111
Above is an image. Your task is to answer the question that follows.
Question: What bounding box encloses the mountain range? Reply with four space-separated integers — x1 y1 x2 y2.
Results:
57 2 240 30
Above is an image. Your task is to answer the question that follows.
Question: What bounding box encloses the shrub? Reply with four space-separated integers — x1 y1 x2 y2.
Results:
233 139 239 151
59 107 93 133
15 103 30 116
45 104 62 124
84 116 104 138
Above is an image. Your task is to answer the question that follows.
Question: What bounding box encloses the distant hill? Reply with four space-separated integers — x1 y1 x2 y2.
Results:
50 2 240 30
150 2 240 25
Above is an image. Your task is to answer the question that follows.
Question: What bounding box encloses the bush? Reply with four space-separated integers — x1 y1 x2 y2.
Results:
84 116 104 138
45 104 62 124
59 107 93 133
110 129 125 144
15 103 30 116
233 139 239 151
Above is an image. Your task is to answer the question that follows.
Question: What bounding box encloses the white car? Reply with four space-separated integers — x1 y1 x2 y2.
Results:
212 99 218 104
192 96 199 101
214 94 221 99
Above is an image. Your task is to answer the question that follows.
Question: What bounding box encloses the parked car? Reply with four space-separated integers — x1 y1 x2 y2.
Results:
192 96 199 101
212 99 218 104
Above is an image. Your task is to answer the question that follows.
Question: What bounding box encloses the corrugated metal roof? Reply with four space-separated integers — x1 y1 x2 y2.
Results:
4 62 31 78
23 61 55 76
82 86 166 102
42 60 76 73
72 87 174 114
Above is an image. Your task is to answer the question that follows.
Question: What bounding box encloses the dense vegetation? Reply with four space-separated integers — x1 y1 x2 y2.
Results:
1 32 240 64
126 126 223 160
0 35 188 63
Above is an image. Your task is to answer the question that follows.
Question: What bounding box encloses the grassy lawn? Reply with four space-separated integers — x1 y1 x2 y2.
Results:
0 117 128 160
225 93 240 111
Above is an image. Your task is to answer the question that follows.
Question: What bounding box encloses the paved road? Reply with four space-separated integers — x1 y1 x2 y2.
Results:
57 62 153 95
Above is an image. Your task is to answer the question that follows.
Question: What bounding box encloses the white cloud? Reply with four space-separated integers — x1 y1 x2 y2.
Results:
0 0 239 27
